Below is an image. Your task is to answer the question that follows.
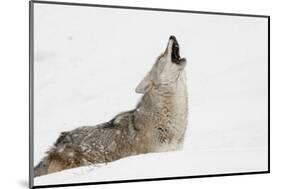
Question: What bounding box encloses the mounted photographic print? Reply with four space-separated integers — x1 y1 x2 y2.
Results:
29 1 270 188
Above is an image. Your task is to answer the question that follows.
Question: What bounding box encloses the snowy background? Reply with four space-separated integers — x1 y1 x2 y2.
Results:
33 3 268 186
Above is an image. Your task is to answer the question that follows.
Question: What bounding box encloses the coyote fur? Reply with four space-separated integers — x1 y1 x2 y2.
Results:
34 35 188 177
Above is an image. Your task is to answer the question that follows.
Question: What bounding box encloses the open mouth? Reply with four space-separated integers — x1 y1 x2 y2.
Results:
170 35 181 64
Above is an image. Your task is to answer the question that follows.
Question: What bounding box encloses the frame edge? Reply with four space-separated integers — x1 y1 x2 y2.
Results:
29 0 34 188
29 1 271 188
31 0 270 18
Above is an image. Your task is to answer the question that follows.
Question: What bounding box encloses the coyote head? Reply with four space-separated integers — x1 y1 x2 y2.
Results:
136 35 186 95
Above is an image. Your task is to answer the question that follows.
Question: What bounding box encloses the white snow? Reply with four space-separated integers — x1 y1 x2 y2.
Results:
33 3 268 186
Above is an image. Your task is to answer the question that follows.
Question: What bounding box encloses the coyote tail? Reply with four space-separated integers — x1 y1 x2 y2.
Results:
34 156 50 177
34 155 67 177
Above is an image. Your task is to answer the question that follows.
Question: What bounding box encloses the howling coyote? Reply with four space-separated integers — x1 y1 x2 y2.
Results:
34 35 188 177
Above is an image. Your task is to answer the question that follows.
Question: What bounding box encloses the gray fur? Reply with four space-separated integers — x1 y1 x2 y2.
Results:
34 36 188 177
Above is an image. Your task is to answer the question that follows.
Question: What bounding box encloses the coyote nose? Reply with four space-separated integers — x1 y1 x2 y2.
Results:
169 35 176 41
169 35 178 46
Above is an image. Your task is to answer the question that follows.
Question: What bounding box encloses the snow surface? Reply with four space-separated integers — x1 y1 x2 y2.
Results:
33 3 268 186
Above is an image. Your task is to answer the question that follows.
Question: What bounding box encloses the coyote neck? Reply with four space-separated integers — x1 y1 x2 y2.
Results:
138 72 187 116
134 72 187 152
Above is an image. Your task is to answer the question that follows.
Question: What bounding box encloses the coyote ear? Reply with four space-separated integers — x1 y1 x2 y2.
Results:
135 74 152 94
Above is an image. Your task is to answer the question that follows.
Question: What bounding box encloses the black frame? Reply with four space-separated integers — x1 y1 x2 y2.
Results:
29 1 270 188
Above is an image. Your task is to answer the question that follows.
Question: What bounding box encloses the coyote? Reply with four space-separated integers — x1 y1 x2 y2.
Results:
34 35 188 177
